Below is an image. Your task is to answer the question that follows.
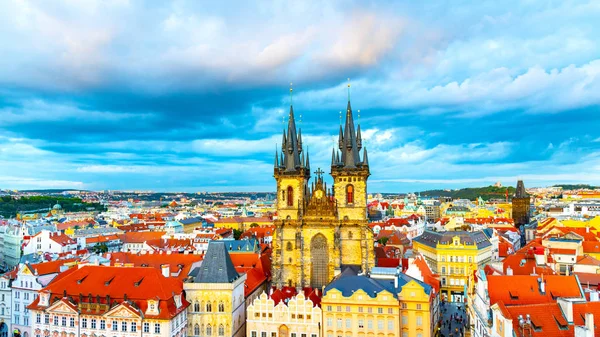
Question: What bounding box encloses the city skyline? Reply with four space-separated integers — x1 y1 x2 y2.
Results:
1 1 600 192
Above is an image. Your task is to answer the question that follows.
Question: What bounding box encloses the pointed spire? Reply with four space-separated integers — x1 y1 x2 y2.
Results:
300 151 305 168
274 146 279 168
363 147 369 166
281 129 286 151
305 149 310 170
331 148 336 166
338 125 344 149
297 129 303 154
283 104 301 172
356 123 362 151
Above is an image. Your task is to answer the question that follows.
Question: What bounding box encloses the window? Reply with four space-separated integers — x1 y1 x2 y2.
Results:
378 320 384 330
337 306 341 312
402 332 408 337
112 320 118 331
82 318 87 328
155 323 161 334
251 332 257 337
122 321 127 331
359 307 363 313
206 324 212 336
218 302 225 312
417 334 423 337
388 320 394 330
337 318 342 328
91 319 97 329
441 266 446 274
287 186 294 207
143 322 150 333
14 303 19 312
273 333 277 337
132 322 137 332
468 256 473 263
401 303 407 309
346 185 354 204
327 318 332 327
358 320 364 329
15 291 19 299
70 317 75 327
346 306 351 312
219 324 225 336
416 304 422 310
368 320 373 329
377 307 383 314
100 319 106 330
206 302 212 312
417 316 422 326
346 319 351 328
402 316 408 325
368 307 372 313
388 308 393 314
194 301 200 312
54 316 58 326
36 313 41 324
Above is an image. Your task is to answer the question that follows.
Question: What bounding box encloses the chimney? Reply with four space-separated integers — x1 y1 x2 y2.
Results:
590 291 599 302
557 298 574 323
539 275 546 294
161 264 170 278
507 266 513 276
585 313 594 333
586 226 590 233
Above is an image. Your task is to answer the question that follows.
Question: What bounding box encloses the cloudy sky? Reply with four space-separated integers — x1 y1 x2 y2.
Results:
1 0 599 192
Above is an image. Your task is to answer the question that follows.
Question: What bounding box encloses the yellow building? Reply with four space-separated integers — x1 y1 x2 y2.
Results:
413 230 492 302
246 291 322 337
321 268 434 337
185 241 247 337
271 99 374 289
214 217 274 231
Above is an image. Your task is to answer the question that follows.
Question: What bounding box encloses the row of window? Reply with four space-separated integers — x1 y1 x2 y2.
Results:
325 306 394 314
326 315 423 329
251 332 317 337
34 315 161 334
282 184 356 205
440 255 474 263
14 291 35 300
253 312 312 320
328 333 422 337
193 323 225 336
440 266 468 275
192 301 225 312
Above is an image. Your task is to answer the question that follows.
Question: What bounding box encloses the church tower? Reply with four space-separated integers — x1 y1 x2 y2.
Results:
272 85 374 291
512 180 530 227
274 102 310 221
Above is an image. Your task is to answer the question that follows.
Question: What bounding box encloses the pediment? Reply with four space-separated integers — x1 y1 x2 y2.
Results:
47 300 77 314
104 303 140 318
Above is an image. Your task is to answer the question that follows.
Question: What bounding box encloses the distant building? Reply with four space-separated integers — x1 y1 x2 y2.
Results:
512 180 530 227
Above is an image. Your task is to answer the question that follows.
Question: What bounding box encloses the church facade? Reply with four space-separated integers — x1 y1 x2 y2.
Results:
271 97 375 290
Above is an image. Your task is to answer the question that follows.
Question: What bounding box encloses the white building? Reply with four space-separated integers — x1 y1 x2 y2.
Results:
22 231 78 256
28 265 188 337
0 269 16 337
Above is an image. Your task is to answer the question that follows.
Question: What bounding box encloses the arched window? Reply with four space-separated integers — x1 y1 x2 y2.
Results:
206 302 212 312
218 324 225 336
206 324 212 336
346 185 354 204
282 190 285 201
218 302 225 312
287 186 293 206
194 301 200 312
194 324 200 336
286 242 293 251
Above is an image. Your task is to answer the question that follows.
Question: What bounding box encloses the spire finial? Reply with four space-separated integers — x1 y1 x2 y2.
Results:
347 78 351 102
339 111 342 125
358 109 360 123
290 82 293 106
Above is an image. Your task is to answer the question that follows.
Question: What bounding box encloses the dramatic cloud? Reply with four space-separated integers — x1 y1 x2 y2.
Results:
0 0 599 191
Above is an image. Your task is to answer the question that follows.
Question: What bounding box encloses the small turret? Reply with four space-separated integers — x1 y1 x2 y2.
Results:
362 147 369 166
357 124 362 151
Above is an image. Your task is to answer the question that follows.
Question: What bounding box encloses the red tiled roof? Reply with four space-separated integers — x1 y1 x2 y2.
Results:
86 235 120 244
118 231 165 244
106 252 202 280
487 275 582 306
269 286 321 307
47 233 76 246
576 255 600 266
28 258 79 276
27 265 188 320
549 248 577 255
56 219 96 231
583 241 600 253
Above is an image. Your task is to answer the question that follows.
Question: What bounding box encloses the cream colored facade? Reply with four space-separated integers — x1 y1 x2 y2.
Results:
185 274 247 337
246 293 322 337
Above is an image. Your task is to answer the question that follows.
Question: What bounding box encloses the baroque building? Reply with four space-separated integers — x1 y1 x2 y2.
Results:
272 95 375 290
511 180 530 227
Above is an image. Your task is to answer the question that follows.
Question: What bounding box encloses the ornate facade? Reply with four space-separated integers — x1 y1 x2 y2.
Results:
272 95 375 290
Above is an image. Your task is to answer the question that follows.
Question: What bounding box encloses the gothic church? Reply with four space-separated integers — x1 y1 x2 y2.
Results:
272 94 375 290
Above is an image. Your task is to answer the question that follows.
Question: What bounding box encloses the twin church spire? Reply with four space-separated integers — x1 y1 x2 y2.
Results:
274 82 368 175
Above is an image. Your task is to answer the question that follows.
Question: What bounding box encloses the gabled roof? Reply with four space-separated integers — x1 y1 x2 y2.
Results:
192 241 240 283
487 275 582 306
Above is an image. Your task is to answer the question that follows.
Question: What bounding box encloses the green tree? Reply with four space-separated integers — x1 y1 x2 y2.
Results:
233 229 243 240
377 237 389 246
250 223 259 228
93 243 109 253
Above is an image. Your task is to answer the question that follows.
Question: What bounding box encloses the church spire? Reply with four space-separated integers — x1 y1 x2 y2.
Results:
274 145 280 168
282 104 301 171
356 123 362 151
340 81 361 168
363 147 369 166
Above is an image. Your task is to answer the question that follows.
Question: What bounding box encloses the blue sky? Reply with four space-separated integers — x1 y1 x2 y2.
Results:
1 1 600 192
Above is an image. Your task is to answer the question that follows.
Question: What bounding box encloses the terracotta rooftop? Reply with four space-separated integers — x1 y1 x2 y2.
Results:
487 275 582 306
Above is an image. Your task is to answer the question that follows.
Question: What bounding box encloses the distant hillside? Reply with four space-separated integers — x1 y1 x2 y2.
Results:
419 186 516 201
0 196 106 218
553 184 599 190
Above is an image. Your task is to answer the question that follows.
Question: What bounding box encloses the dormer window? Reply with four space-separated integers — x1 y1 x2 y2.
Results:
174 294 182 308
40 292 50 306
146 300 159 315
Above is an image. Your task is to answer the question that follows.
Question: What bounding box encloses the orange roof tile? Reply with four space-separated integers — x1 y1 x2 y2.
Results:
487 275 582 306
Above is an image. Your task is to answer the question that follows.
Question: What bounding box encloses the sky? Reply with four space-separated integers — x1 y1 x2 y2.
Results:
1 0 600 193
